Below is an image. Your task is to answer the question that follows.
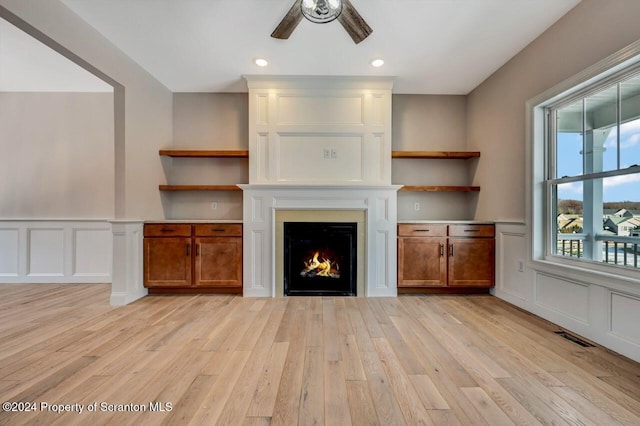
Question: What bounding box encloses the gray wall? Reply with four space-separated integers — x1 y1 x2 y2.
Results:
0 92 114 218
467 0 640 221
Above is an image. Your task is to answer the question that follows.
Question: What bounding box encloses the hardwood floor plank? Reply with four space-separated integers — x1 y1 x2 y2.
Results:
345 380 379 426
245 341 290 417
360 350 407 425
550 385 624 426
322 299 341 362
461 387 515 425
551 371 640 423
161 374 218 425
188 350 251 424
324 360 352 425
372 337 435 425
298 346 324 425
270 307 308 426
408 375 449 410
340 334 367 381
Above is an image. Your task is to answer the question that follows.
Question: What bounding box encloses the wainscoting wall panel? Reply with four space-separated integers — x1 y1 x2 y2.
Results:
0 221 112 283
610 292 640 345
495 222 640 362
0 228 19 277
534 272 590 324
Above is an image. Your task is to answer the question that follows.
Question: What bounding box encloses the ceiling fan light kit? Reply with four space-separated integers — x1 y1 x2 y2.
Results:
271 0 372 44
301 0 342 24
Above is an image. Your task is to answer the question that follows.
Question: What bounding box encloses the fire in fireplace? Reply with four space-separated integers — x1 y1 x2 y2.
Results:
284 222 357 296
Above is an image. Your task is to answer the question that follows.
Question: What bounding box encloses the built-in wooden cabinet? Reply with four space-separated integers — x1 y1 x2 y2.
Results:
144 223 242 293
398 223 494 292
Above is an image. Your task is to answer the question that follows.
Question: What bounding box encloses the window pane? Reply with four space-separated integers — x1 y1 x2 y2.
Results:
620 74 640 169
586 85 618 173
554 181 584 257
556 100 583 178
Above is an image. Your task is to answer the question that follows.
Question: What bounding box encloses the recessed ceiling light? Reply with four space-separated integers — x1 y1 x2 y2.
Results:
254 58 269 67
371 58 385 68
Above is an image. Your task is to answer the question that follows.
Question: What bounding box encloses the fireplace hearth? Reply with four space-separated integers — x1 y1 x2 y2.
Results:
284 222 357 296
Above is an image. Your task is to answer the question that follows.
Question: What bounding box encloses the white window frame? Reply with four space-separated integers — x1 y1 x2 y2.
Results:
527 41 640 284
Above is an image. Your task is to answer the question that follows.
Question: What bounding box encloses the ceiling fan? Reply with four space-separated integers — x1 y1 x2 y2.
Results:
271 0 372 44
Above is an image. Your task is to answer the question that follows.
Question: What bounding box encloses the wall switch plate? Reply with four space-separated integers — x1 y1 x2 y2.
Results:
211 202 218 210
414 202 420 211
331 148 337 159
518 260 524 272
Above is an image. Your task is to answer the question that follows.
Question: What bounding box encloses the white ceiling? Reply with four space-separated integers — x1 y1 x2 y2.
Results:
4 0 582 94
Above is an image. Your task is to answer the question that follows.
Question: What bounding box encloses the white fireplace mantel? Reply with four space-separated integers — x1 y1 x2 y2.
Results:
240 185 401 297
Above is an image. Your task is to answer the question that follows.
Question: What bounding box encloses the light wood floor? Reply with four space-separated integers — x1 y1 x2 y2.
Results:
0 285 639 425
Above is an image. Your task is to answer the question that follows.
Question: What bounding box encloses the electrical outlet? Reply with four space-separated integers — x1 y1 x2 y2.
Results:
211 202 218 210
414 202 420 211
518 260 524 272
323 148 330 159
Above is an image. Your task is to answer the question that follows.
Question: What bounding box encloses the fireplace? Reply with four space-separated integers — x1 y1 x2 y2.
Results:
284 222 357 296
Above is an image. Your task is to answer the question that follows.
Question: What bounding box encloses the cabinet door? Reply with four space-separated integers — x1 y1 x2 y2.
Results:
144 237 192 287
448 237 494 287
398 237 447 287
194 237 242 287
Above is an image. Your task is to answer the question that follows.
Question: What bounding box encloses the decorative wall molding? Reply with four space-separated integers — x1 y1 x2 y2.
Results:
244 75 394 186
0 220 112 283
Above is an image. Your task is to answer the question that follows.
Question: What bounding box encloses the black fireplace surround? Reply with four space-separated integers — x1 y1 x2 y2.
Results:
284 222 357 296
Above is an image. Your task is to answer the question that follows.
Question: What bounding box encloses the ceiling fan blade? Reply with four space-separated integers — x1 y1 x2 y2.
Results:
271 0 304 39
337 0 372 44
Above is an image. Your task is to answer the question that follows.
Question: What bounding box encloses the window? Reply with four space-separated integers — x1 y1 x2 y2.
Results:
544 67 640 271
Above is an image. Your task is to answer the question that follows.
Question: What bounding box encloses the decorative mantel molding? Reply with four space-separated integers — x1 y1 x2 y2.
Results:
243 75 394 186
240 185 401 297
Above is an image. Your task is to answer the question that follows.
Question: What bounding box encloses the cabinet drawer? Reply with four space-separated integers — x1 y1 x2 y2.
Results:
144 224 192 237
449 224 494 237
194 224 242 237
398 224 447 237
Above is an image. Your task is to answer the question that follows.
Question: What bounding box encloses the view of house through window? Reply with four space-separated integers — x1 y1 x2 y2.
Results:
548 70 640 270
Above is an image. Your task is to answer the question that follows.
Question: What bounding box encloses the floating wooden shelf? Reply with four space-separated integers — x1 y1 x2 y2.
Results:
159 185 242 191
159 150 249 158
392 151 480 159
399 185 480 192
